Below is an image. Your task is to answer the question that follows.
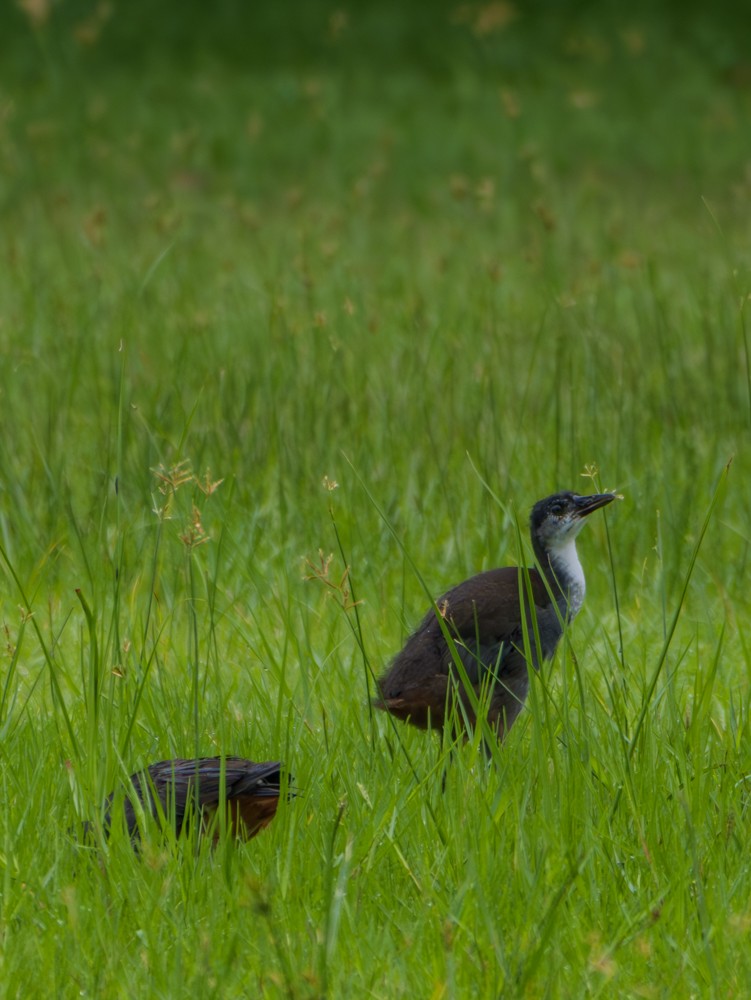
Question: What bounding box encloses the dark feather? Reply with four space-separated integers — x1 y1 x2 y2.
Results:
375 567 549 736
101 757 290 844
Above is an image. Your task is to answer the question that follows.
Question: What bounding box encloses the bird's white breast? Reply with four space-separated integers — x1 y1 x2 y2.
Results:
550 538 586 619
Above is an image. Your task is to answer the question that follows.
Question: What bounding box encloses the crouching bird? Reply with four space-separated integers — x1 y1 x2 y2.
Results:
96 757 290 845
374 491 616 741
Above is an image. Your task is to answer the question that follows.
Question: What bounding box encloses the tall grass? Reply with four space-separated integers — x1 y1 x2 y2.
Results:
1 1 750 995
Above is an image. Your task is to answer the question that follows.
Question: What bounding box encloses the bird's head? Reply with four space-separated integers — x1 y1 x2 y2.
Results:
530 491 615 552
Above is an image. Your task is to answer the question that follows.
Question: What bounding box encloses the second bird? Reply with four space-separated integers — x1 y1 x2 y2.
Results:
99 757 290 845
374 491 616 740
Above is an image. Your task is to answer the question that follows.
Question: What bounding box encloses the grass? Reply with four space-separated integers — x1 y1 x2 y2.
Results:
1 0 751 995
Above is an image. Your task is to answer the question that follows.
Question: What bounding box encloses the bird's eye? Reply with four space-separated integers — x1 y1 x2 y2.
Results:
550 501 564 516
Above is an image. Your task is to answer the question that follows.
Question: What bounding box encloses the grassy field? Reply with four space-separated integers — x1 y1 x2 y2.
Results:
1 0 751 995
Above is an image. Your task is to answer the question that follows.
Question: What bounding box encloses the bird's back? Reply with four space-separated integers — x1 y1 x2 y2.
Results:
116 757 287 842
375 566 558 733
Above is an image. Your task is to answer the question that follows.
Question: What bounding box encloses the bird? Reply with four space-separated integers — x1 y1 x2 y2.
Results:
374 491 616 741
94 757 291 845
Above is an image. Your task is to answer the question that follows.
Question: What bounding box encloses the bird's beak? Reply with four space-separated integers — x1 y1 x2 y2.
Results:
573 493 616 517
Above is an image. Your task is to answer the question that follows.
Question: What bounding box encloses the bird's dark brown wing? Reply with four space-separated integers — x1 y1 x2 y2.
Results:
432 567 551 652
120 757 287 841
375 567 552 732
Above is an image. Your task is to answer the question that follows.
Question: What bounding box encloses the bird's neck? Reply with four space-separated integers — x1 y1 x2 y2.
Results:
534 537 586 619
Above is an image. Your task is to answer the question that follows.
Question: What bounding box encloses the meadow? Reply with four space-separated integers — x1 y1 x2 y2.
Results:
1 1 750 995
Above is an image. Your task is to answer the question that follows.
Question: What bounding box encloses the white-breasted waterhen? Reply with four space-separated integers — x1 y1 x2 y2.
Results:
374 491 616 740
